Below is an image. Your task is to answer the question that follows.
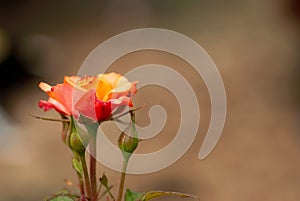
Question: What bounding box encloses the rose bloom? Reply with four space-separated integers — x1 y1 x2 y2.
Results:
39 73 137 122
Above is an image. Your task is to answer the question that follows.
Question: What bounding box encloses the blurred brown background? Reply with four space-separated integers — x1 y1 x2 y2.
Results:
1 0 300 200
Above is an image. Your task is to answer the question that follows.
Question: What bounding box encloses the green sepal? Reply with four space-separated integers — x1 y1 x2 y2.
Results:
68 116 89 155
118 112 139 160
78 113 97 125
60 115 70 145
99 173 115 200
72 157 83 177
99 174 108 187
118 132 139 158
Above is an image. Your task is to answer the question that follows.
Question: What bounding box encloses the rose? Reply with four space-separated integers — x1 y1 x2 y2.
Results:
39 73 137 122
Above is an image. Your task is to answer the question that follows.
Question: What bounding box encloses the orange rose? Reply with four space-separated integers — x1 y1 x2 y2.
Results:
39 73 137 122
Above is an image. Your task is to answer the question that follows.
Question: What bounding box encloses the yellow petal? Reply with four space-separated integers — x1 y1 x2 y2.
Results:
96 78 113 101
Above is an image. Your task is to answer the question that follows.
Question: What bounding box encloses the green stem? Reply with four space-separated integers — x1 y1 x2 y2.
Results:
80 154 92 199
86 123 99 201
117 157 129 201
90 135 97 200
76 170 85 200
73 154 85 198
96 181 103 200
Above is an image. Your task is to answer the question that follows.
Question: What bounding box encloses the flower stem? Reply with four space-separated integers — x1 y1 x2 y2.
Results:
80 154 91 199
90 135 97 201
75 162 85 196
117 157 129 201
86 123 99 201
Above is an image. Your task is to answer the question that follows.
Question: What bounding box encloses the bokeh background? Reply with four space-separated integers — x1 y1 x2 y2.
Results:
1 0 300 200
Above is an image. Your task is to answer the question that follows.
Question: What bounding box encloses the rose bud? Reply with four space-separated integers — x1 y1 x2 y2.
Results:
68 118 89 155
118 131 139 155
118 112 139 159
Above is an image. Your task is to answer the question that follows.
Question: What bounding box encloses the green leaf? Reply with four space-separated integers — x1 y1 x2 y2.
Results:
124 189 198 201
72 157 83 176
141 191 198 201
46 194 77 201
98 185 114 200
125 189 144 201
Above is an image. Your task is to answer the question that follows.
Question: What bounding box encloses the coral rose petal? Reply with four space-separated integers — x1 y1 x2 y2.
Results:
75 89 112 122
39 82 52 92
39 98 70 116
